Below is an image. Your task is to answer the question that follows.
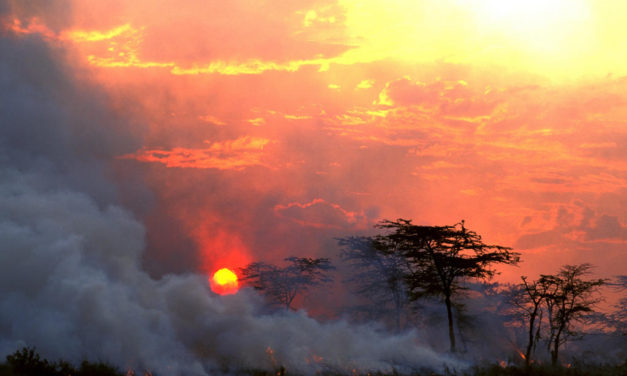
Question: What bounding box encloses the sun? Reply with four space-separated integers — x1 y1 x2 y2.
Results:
210 268 239 295
339 0 594 79
460 0 590 50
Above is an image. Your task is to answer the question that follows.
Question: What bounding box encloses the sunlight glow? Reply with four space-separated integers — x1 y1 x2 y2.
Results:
338 0 602 79
460 0 590 48
211 268 239 295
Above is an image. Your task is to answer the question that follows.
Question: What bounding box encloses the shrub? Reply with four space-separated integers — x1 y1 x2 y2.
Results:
2 347 124 376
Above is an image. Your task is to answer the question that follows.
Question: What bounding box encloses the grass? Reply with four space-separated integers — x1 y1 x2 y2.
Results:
453 361 627 376
0 347 624 376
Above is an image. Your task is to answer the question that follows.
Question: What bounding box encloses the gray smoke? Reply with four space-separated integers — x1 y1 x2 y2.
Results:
0 16 462 376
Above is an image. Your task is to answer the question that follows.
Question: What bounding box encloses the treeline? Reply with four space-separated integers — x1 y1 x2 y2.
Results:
240 219 626 367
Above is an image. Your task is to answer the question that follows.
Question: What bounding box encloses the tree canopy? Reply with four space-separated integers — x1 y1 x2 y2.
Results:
240 257 334 310
338 236 410 332
540 264 606 365
372 219 520 352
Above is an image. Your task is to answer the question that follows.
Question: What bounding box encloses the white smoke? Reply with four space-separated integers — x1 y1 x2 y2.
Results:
0 174 460 375
0 15 462 376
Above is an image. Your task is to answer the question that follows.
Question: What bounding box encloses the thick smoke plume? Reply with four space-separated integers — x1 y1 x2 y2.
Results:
0 15 461 376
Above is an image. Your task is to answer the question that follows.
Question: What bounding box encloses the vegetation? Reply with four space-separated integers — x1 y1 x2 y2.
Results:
240 362 627 376
369 219 520 352
0 347 123 376
335 219 622 364
4 219 622 376
338 236 411 332
509 276 550 366
2 347 625 376
454 361 627 376
509 265 607 366
540 265 606 366
240 256 335 310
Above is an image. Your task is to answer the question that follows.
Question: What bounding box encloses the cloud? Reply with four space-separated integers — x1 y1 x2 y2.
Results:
513 202 627 278
514 230 564 250
586 215 627 241
18 0 349 76
274 198 367 229
120 137 273 170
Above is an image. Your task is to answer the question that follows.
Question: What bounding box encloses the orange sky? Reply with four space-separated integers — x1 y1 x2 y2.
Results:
4 0 626 288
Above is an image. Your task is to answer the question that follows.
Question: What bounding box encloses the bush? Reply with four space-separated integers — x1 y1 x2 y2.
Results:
5 347 57 376
2 347 124 376
76 360 123 376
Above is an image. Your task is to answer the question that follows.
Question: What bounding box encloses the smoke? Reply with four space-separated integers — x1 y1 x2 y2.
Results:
0 11 462 376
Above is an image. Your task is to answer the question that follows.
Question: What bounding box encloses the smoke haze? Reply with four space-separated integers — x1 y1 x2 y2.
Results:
1 0 626 373
0 5 462 375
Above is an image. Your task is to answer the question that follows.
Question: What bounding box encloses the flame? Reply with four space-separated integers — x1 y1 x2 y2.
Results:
266 346 284 375
306 353 324 364
210 268 239 295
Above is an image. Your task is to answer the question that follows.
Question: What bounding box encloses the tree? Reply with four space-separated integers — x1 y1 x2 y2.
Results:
372 219 520 352
607 275 627 336
540 264 606 366
338 236 411 333
509 276 553 366
240 257 334 310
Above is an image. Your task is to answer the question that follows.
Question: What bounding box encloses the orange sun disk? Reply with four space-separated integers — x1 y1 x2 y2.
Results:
210 268 239 295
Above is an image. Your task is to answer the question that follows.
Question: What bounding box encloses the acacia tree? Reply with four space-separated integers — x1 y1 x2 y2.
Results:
540 264 606 366
509 276 553 366
240 257 334 310
373 219 520 352
338 236 410 333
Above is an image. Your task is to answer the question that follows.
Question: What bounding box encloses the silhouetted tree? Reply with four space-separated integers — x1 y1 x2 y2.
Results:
540 264 606 366
509 276 553 366
240 257 334 310
338 236 410 332
585 275 627 340
372 219 520 352
608 275 627 336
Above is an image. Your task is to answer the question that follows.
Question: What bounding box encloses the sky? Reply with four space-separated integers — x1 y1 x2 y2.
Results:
3 0 626 289
0 0 626 372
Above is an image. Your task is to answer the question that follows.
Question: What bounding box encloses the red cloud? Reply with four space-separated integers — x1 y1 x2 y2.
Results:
274 198 366 229
119 137 273 170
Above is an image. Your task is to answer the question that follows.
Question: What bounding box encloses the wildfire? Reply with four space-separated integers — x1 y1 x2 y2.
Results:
210 268 239 295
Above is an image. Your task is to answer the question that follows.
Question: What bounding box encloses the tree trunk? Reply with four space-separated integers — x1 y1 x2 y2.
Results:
445 294 456 352
551 329 562 366
525 307 538 367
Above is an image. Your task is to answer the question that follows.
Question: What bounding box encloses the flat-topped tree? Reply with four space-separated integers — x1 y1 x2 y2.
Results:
338 236 410 333
373 219 520 352
240 257 334 310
